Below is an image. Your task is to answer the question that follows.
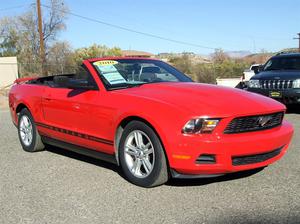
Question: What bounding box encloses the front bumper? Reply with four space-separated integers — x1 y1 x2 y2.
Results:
247 88 300 104
168 120 293 176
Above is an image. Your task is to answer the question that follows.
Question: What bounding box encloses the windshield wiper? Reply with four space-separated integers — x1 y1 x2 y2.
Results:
126 83 146 88
107 82 146 91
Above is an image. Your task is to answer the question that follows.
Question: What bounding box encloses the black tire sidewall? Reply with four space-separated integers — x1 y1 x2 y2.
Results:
18 109 38 152
119 121 167 187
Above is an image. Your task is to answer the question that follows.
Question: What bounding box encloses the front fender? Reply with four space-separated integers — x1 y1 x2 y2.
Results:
113 100 190 162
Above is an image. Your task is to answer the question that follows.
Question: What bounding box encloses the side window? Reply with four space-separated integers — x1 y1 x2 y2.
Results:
53 66 98 89
251 66 258 71
75 66 98 87
264 60 272 70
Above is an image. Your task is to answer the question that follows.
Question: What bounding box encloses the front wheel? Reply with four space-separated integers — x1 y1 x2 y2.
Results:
18 108 45 152
119 121 169 187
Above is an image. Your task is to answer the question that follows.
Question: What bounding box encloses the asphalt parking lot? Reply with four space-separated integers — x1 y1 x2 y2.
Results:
0 108 299 224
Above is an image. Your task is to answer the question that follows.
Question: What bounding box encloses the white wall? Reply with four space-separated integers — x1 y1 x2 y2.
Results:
0 57 18 88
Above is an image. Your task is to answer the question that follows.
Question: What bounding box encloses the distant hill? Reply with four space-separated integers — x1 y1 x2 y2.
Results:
157 52 211 63
225 51 252 58
122 50 154 57
242 48 299 64
154 48 299 65
276 48 299 53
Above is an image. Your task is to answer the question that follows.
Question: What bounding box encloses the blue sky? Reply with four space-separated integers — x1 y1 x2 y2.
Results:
1 0 300 54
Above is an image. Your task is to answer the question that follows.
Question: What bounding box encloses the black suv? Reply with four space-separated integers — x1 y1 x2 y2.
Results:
247 53 300 105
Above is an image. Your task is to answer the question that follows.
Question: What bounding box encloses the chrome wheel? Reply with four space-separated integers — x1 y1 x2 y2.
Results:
124 130 155 178
19 115 33 146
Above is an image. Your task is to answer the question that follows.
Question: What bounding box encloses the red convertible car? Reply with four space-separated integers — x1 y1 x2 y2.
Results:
9 57 294 187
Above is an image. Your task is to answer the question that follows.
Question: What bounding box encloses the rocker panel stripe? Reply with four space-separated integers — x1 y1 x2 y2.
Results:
35 122 114 146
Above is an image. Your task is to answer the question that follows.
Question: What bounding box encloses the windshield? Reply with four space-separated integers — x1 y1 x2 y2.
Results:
264 56 300 71
92 59 193 90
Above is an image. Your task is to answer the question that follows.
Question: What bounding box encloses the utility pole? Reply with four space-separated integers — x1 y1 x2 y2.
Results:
36 0 46 75
294 33 300 53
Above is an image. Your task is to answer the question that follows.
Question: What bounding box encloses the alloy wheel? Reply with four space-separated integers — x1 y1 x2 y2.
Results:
19 115 33 146
124 130 155 178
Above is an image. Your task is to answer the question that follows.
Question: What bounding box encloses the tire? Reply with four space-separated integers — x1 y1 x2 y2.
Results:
18 108 45 152
118 121 169 187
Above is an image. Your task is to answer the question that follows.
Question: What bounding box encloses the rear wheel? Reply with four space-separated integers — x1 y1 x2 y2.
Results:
119 121 169 187
18 108 44 152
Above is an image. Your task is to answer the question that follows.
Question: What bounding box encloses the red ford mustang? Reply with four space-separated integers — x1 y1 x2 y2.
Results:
9 57 294 187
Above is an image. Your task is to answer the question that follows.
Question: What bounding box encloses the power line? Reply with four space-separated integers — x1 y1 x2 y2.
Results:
0 3 292 53
0 4 28 12
41 4 218 50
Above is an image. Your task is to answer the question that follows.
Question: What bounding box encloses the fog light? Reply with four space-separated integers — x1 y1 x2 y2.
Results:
196 154 216 164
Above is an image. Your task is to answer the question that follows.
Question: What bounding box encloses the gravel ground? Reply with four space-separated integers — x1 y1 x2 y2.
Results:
0 95 8 109
0 109 299 224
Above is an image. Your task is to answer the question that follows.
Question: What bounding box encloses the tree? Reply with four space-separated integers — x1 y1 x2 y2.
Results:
0 0 68 76
211 48 230 64
169 53 193 75
73 44 122 65
45 43 122 75
192 63 216 83
169 51 250 84
47 41 76 75
0 17 19 57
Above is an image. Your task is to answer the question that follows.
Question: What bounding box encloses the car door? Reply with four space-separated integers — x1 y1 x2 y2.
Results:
42 86 78 132
68 88 116 154
42 67 98 144
41 65 115 154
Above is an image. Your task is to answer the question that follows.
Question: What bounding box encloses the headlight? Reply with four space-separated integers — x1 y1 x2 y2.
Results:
182 118 220 134
249 80 261 88
293 79 300 88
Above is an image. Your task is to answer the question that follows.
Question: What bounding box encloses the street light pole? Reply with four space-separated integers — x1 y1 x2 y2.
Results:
294 33 300 53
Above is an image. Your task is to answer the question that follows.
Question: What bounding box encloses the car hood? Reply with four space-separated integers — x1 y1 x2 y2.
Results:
115 82 285 117
253 70 300 80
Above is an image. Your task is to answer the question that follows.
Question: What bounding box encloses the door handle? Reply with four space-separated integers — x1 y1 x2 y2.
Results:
44 98 52 101
73 104 80 110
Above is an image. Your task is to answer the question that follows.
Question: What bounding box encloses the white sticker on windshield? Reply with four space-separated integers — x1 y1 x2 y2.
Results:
93 60 126 84
103 72 126 84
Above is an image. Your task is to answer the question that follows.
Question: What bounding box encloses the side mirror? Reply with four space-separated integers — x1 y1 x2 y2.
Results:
67 78 97 90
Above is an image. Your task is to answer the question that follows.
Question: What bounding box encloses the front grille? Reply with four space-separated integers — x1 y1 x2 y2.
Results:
260 80 293 89
232 146 284 166
224 112 284 134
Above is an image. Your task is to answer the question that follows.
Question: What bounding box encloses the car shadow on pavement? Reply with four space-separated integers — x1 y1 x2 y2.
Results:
45 144 123 176
167 168 265 187
45 144 266 187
